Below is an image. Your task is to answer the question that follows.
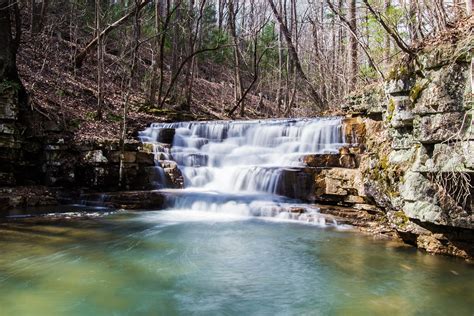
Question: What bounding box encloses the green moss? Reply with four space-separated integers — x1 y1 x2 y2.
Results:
107 113 123 122
55 89 65 97
387 65 410 81
85 111 96 121
386 98 395 122
69 118 81 129
380 155 390 170
141 143 155 153
409 79 429 103
394 211 409 228
0 80 20 94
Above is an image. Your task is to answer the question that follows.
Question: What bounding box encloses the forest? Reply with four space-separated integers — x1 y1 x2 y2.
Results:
0 0 473 314
2 0 472 127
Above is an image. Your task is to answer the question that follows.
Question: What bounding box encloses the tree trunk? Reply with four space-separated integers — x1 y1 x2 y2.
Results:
184 0 207 111
267 0 323 109
147 0 164 105
74 0 151 68
169 0 183 100
96 0 103 120
384 0 391 67
119 0 141 188
39 0 49 32
227 0 244 115
218 0 225 30
30 0 41 34
0 0 21 83
276 4 283 116
349 0 358 88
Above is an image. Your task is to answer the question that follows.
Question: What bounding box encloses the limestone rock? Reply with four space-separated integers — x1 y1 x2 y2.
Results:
159 160 184 188
403 201 445 224
343 87 385 114
399 172 438 204
413 63 469 114
315 168 365 198
390 129 415 149
428 141 474 172
82 150 108 164
414 112 465 143
385 78 413 94
342 117 366 144
303 153 358 169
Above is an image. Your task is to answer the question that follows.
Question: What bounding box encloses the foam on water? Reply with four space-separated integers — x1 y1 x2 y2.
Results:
139 118 346 224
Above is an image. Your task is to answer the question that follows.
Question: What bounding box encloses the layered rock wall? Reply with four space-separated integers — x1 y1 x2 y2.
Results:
338 41 474 258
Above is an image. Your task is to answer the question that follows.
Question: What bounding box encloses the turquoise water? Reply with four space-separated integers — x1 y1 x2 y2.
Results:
0 210 473 315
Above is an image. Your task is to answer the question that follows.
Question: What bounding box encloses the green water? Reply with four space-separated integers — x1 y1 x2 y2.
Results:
0 210 473 315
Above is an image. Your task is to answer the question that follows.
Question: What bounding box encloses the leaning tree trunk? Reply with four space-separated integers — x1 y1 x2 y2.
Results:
267 0 324 110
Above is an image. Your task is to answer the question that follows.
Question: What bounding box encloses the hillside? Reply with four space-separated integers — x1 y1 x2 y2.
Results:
17 29 275 143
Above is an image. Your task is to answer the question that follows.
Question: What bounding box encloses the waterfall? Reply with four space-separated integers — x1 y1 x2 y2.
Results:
139 117 346 224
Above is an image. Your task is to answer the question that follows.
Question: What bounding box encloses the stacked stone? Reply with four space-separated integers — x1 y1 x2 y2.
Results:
340 41 474 258
0 87 20 185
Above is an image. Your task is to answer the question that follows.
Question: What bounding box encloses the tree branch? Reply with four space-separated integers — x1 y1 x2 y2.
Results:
74 0 151 68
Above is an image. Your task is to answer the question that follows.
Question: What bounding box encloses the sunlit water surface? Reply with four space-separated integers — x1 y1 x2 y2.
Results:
0 211 473 316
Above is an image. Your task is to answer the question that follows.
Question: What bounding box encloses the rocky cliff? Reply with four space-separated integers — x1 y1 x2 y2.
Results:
331 38 474 259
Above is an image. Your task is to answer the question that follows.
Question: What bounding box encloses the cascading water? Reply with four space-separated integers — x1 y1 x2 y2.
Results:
139 117 346 225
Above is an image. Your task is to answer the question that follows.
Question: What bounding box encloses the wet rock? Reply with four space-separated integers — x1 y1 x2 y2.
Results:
342 117 366 144
275 167 316 200
157 128 175 144
303 153 358 169
159 160 184 188
80 190 166 209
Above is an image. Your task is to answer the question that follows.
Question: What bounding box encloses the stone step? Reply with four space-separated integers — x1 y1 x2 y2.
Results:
303 153 359 169
79 190 166 210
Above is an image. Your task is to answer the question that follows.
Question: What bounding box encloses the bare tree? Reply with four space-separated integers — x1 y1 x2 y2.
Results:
267 0 323 110
96 0 103 120
119 0 142 188
349 0 358 88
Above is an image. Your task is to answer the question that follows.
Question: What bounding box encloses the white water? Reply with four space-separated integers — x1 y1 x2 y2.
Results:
139 118 346 224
